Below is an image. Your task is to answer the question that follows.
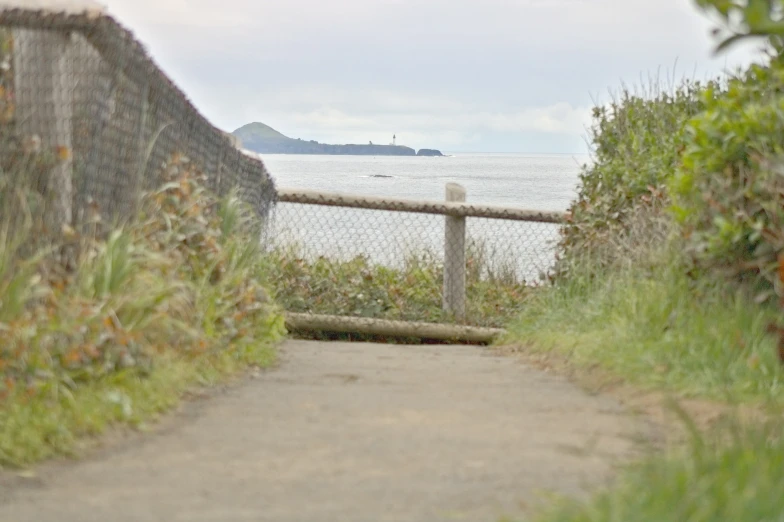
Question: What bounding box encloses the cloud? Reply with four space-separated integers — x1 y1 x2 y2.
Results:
476 104 592 134
105 0 254 28
241 88 592 151
101 0 762 153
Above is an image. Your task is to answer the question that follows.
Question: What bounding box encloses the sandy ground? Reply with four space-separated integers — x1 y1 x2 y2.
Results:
0 340 648 522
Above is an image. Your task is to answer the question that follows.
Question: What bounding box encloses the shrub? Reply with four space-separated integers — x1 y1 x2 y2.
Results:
671 60 784 298
556 79 717 277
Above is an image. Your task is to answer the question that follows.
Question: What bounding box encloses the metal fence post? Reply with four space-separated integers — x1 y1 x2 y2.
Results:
13 29 74 233
443 182 466 321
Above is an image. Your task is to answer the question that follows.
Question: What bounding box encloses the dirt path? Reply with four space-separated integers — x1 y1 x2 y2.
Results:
0 340 647 522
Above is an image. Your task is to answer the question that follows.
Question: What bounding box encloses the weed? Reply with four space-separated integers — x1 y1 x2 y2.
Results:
261 241 533 330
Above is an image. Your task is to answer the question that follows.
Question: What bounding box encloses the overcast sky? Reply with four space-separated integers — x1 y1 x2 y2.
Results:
100 0 760 153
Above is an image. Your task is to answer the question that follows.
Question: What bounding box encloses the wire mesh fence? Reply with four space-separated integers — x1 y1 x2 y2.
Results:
0 5 275 243
264 187 565 334
268 203 560 282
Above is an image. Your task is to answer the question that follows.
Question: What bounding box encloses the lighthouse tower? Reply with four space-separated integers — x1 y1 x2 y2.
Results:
393 134 396 146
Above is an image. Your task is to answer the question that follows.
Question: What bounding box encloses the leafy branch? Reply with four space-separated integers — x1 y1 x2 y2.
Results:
695 0 784 54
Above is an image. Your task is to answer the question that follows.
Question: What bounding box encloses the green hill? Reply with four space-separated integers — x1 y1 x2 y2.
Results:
234 122 291 147
232 122 441 157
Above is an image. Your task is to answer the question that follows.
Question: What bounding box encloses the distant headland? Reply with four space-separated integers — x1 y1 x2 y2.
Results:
232 122 443 157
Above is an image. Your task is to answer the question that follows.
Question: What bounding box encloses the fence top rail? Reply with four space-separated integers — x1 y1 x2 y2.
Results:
0 1 103 14
0 6 189 100
276 188 567 224
1 2 276 220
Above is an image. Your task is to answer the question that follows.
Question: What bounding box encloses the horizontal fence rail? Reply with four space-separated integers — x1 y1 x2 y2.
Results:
277 188 568 223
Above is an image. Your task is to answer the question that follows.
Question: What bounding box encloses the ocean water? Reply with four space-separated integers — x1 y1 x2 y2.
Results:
263 153 587 210
261 153 588 281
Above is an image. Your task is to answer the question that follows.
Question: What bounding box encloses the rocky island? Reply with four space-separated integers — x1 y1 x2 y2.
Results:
416 149 444 157
233 122 443 157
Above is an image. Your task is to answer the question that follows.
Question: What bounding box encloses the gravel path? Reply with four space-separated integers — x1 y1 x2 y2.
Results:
0 340 645 522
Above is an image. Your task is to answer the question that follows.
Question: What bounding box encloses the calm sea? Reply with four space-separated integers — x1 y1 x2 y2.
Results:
263 153 588 210
261 153 589 281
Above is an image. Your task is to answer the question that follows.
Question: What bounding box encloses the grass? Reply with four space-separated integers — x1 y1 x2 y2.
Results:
505 235 784 521
528 412 784 522
0 156 285 469
0 345 276 467
504 251 784 405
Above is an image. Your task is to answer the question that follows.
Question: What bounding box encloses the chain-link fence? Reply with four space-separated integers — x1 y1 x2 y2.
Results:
1 3 566 342
265 186 566 339
0 4 275 239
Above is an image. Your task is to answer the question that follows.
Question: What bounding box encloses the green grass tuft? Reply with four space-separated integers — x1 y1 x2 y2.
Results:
504 257 784 404
0 345 276 467
528 415 784 522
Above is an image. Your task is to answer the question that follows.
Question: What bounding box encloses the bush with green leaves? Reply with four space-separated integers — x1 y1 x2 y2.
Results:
670 60 784 297
555 79 718 276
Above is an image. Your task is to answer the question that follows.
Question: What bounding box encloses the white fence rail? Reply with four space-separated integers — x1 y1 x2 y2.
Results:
276 188 567 223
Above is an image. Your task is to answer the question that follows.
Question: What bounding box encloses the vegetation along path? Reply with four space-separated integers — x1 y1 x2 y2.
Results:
0 340 648 522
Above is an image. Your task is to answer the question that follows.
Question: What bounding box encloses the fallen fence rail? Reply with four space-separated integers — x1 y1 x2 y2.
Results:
285 313 505 344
